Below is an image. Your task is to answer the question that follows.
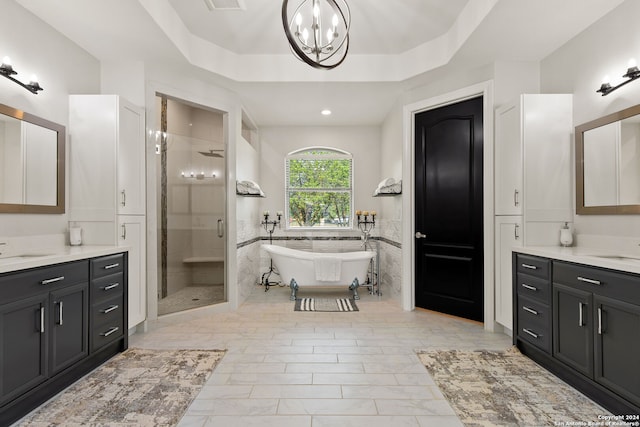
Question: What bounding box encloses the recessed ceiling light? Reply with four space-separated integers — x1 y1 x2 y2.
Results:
321 109 332 116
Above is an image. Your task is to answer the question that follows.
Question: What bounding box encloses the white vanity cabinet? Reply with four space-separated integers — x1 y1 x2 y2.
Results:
494 216 522 328
69 95 147 330
118 215 146 327
494 94 572 330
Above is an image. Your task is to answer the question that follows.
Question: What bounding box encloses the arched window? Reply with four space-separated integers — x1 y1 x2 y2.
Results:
285 147 353 229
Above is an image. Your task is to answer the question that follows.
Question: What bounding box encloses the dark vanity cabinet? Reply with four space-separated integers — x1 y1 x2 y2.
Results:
514 254 552 353
90 253 126 352
554 262 640 409
514 252 640 415
0 253 127 425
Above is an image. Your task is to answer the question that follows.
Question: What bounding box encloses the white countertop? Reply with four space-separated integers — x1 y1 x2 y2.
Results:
0 245 129 274
515 245 640 275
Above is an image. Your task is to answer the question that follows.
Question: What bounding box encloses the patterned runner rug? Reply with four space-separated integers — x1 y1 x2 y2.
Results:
18 348 225 426
294 297 359 312
418 347 610 426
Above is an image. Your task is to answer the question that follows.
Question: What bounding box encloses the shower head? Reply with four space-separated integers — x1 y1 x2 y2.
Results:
198 149 224 158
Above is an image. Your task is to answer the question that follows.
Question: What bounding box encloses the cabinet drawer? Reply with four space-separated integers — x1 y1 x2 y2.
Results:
518 295 551 331
515 254 550 279
517 307 551 353
0 260 88 304
91 273 124 304
516 273 551 303
92 294 123 329
91 254 125 279
91 317 123 352
554 261 640 305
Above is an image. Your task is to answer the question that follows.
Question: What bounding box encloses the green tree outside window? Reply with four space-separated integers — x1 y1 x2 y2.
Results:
286 148 353 228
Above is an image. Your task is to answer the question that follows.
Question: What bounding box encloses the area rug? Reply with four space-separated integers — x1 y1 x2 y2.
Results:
294 297 359 312
18 348 226 427
418 347 609 426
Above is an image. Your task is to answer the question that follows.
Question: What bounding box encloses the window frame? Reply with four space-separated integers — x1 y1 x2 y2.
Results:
284 146 354 231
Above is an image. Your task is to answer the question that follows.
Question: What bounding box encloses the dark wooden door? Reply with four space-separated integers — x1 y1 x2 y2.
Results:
414 96 484 321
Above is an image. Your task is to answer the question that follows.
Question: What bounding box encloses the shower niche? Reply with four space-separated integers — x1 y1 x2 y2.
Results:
156 96 227 316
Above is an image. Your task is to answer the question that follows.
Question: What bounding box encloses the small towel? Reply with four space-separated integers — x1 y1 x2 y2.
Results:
376 178 395 191
236 180 264 196
374 180 402 195
314 257 342 281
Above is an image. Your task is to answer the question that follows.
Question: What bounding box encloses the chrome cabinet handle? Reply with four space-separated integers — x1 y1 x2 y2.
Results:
522 328 539 339
41 276 65 285
522 306 538 315
577 276 601 286
217 219 224 238
514 223 520 240
521 263 537 270
578 302 584 327
521 283 537 291
415 232 426 239
57 301 63 325
514 189 519 207
598 308 603 335
121 224 127 240
101 305 119 314
101 326 119 337
104 263 120 270
121 190 126 207
39 306 45 333
103 283 120 291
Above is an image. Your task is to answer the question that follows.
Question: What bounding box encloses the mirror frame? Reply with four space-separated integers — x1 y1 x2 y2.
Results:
0 103 65 214
576 103 640 215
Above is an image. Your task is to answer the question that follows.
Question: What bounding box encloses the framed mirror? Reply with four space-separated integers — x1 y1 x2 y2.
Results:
0 103 65 214
576 104 640 214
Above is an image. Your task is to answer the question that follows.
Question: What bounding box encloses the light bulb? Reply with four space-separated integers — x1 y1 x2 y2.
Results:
1 56 11 66
629 58 637 68
295 13 302 26
313 4 320 18
29 74 38 84
302 28 309 43
326 29 334 43
332 14 339 27
602 75 611 85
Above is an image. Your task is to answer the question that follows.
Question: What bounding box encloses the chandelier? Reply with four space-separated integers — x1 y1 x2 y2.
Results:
281 0 350 70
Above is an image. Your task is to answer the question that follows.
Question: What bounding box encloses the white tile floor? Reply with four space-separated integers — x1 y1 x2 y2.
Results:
130 285 513 426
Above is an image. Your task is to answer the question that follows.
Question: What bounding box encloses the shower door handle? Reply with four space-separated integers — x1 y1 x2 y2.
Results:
217 219 224 238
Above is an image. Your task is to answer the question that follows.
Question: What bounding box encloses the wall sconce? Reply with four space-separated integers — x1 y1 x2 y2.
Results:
181 171 216 180
597 58 640 96
0 56 44 94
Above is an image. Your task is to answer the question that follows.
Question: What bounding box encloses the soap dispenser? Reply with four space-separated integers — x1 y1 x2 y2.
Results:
560 222 573 247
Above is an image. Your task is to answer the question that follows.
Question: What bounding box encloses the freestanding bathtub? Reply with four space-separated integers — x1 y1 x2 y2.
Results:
262 244 375 301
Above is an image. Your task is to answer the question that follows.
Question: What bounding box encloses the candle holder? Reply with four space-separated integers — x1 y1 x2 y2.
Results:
261 211 282 291
355 210 380 296
356 210 376 245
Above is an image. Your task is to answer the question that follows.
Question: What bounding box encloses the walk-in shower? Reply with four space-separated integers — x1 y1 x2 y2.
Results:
156 96 227 316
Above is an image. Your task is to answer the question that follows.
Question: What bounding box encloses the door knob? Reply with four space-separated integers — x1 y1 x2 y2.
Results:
415 232 426 239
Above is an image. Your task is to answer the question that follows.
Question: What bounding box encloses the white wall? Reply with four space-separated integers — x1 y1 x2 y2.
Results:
540 0 640 239
259 126 382 227
0 0 100 237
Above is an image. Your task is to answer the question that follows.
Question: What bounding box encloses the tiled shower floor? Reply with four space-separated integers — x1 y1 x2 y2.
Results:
157 284 226 315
